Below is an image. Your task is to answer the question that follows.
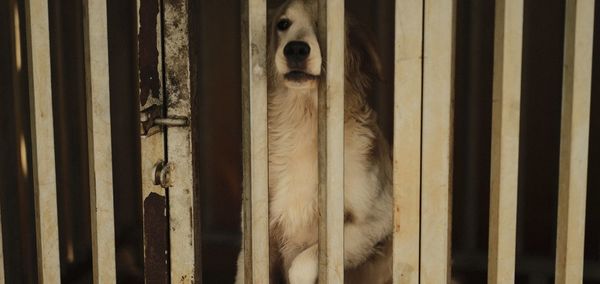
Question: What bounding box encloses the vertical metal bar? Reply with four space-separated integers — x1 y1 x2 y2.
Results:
487 0 524 283
24 0 61 282
137 0 169 282
163 0 197 282
555 0 595 283
82 0 117 282
420 0 455 283
317 0 345 283
241 0 269 282
392 0 423 283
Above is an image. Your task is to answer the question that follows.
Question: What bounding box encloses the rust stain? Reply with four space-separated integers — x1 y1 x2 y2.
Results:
138 0 161 106
144 192 170 284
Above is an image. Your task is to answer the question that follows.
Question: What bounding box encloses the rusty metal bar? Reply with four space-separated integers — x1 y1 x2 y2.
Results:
82 0 117 282
317 0 345 283
554 0 595 283
392 0 423 283
420 0 455 282
241 0 269 283
137 0 170 282
24 0 61 282
162 0 198 282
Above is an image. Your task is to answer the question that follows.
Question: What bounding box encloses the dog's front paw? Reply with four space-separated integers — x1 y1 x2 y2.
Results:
288 246 318 284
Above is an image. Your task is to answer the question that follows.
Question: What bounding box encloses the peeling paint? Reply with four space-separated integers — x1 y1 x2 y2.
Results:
143 192 169 284
138 0 161 107
163 0 197 282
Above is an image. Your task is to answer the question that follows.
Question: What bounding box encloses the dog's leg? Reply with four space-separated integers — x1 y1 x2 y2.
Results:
342 222 388 269
288 216 391 284
288 244 318 284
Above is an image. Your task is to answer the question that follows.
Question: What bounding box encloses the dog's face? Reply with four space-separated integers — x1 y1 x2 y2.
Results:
270 0 321 90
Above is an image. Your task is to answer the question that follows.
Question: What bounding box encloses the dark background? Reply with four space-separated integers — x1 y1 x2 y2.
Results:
0 0 599 283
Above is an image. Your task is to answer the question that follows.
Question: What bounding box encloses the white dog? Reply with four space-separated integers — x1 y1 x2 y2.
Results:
236 1 393 283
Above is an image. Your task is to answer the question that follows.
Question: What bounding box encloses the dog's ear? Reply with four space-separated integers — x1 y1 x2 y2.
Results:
345 18 383 84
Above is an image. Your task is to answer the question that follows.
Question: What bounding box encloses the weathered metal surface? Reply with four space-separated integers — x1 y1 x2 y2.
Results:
138 0 169 282
392 0 423 283
241 0 270 282
138 0 163 138
138 0 161 109
317 0 345 283
162 0 197 282
82 0 117 282
420 0 455 283
555 0 595 283
143 193 170 284
487 0 523 283
24 0 62 282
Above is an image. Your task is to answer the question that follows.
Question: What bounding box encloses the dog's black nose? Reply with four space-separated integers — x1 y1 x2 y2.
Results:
284 41 310 62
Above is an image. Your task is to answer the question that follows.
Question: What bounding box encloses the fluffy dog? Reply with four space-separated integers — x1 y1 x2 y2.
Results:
236 1 393 283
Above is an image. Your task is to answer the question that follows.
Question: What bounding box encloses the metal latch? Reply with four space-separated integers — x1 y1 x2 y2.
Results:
140 105 189 137
152 160 173 188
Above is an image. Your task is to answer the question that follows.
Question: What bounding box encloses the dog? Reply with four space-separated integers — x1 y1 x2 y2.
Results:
236 0 393 283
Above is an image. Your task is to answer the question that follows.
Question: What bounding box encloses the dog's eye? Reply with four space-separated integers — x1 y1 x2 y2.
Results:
276 19 291 31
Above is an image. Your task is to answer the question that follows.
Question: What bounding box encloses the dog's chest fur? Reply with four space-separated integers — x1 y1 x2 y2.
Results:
268 90 320 249
267 88 381 256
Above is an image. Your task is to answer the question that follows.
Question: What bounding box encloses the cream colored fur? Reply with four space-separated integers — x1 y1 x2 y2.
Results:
236 1 393 283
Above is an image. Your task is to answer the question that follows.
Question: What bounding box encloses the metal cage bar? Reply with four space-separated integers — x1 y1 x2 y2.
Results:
392 0 423 283
241 0 270 282
420 0 455 282
487 0 524 283
554 0 595 283
137 0 170 282
24 0 61 282
317 0 345 283
163 0 198 282
82 0 117 282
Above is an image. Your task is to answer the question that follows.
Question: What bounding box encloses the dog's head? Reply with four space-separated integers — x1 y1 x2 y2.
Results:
269 0 321 90
269 0 382 93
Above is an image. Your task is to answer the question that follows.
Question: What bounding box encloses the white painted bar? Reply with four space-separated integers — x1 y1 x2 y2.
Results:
392 0 423 283
420 0 455 283
555 0 595 283
82 0 117 282
241 0 269 282
317 0 345 283
487 0 524 283
24 0 61 282
163 0 197 282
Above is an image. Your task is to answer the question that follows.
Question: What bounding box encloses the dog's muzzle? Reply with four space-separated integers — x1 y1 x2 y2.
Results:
283 41 318 82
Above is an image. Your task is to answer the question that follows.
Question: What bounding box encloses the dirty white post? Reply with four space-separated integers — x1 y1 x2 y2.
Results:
163 0 198 282
24 0 61 282
554 0 595 283
420 0 455 283
392 0 423 283
487 0 524 283
317 0 345 283
82 0 117 282
241 0 270 282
